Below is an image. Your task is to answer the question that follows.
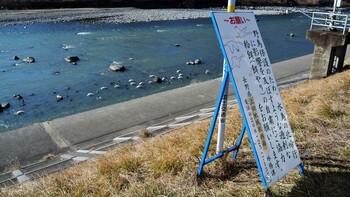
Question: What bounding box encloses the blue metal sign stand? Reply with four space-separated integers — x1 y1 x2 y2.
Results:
197 11 305 191
197 62 270 188
197 62 246 168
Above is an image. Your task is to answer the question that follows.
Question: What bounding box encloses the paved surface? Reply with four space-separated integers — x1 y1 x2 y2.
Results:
0 54 312 186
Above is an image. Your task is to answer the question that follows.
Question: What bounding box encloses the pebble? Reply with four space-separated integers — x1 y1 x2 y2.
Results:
136 84 144 89
13 94 23 100
64 56 79 63
1 102 10 109
153 76 162 83
23 57 35 63
194 59 201 64
15 110 25 115
56 94 63 101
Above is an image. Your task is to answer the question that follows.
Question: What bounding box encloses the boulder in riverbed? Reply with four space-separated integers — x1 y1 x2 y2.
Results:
1 102 10 109
109 61 126 72
64 56 79 63
13 94 23 100
23 57 35 63
153 76 162 83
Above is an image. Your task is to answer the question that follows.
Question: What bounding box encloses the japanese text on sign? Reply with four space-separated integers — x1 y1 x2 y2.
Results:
212 12 301 187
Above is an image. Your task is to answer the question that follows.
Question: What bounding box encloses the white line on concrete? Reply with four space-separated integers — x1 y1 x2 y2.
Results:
77 150 106 155
175 114 198 121
12 170 30 184
76 150 90 154
16 174 30 183
113 137 133 143
198 112 213 117
61 154 75 160
146 125 168 132
72 157 90 162
200 107 215 113
42 122 71 148
11 170 23 177
168 122 191 128
90 150 106 155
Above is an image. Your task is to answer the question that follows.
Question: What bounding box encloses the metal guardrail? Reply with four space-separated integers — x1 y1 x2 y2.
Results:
310 12 350 34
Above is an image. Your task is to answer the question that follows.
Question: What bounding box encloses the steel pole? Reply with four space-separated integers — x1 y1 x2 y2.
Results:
216 0 236 154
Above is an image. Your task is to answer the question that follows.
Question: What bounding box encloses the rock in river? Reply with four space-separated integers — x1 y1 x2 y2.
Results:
23 57 35 63
64 56 80 63
15 110 25 115
153 76 162 83
109 61 126 72
13 94 23 100
1 102 10 109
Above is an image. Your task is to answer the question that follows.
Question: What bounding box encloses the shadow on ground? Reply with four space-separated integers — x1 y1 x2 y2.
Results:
274 157 350 197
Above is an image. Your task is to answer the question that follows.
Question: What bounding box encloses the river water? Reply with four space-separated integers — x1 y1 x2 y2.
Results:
0 12 313 132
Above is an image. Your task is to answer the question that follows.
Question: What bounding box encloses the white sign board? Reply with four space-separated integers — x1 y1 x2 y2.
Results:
336 0 342 7
211 12 301 187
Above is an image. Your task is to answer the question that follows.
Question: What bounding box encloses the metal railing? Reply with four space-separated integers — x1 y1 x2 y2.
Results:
310 12 350 34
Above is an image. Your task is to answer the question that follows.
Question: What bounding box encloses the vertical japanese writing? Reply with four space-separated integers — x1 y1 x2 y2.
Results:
215 12 301 187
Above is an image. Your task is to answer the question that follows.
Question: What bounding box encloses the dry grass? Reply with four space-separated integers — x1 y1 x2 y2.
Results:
2 71 350 196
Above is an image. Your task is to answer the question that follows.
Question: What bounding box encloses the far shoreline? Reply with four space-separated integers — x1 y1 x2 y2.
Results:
0 6 321 26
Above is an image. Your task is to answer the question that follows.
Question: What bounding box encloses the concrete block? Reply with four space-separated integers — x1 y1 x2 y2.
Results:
306 28 350 79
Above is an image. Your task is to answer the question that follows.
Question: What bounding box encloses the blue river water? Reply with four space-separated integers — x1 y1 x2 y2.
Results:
0 12 314 132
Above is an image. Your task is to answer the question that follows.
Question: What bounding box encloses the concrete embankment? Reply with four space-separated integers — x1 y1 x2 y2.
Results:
0 54 312 172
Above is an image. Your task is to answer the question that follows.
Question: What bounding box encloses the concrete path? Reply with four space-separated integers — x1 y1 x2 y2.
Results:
0 54 312 171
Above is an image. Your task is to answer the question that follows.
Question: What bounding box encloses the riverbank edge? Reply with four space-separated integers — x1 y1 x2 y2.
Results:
0 54 313 172
0 7 320 26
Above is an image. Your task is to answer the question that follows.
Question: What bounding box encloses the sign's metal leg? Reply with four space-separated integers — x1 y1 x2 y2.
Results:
232 124 246 159
298 163 305 176
198 71 230 176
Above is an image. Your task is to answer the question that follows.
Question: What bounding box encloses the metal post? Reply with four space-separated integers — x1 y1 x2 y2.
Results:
216 0 236 154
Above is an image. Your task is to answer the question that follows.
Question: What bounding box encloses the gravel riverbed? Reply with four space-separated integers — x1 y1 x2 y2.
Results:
0 7 319 26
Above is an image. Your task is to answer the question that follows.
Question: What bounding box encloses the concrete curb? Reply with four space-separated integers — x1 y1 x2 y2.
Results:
0 54 313 172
